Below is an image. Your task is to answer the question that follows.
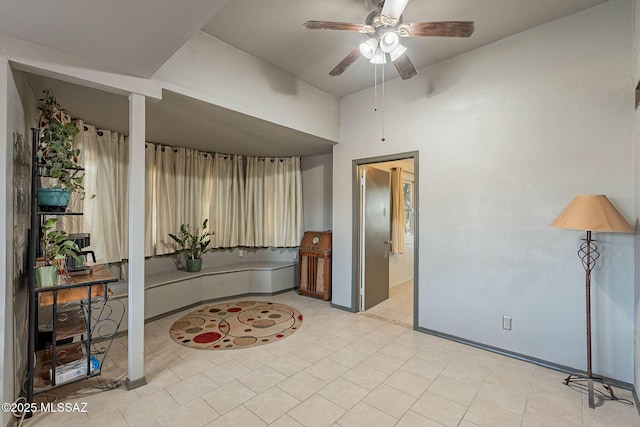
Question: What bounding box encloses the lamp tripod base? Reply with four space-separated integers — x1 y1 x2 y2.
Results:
564 372 618 409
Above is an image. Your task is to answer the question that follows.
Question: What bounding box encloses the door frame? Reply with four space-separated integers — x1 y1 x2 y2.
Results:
352 151 419 329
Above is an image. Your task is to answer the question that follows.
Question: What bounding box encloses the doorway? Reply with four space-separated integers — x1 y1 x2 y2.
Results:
353 152 418 329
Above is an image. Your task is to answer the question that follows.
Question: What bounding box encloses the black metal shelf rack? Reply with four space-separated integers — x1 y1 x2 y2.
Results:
25 128 124 411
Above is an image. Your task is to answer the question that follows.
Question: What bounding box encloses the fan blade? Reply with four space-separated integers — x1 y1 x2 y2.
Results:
405 21 475 37
329 48 362 76
381 0 410 20
304 21 373 33
393 54 417 80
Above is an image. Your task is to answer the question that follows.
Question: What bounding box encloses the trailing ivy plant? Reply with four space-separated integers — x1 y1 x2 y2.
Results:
37 89 89 199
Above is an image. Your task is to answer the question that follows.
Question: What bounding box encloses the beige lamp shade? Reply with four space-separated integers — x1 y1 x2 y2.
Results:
550 195 634 233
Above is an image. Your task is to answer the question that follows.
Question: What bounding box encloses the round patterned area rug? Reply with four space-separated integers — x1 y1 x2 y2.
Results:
169 301 303 350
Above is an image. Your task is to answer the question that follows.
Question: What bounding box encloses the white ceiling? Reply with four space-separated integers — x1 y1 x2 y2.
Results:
203 0 608 96
24 73 336 157
1 0 609 155
0 0 230 77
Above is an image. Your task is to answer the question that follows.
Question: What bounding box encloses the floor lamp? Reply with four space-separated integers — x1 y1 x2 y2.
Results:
550 195 634 409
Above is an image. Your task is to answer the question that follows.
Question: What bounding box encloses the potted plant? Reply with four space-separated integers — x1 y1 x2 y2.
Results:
168 219 214 272
35 217 81 287
36 89 88 211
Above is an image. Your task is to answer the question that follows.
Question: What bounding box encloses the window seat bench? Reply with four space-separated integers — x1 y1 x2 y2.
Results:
106 261 297 332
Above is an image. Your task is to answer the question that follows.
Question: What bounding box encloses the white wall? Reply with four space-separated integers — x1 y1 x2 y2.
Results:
302 153 333 232
0 58 10 427
153 32 339 143
334 0 635 382
390 241 413 288
632 0 640 400
0 62 33 427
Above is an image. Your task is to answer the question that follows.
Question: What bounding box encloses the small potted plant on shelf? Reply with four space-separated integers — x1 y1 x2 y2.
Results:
35 217 81 287
36 89 88 211
168 219 214 272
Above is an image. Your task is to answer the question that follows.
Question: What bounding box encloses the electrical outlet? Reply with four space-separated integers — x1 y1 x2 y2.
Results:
238 249 244 257
502 316 512 331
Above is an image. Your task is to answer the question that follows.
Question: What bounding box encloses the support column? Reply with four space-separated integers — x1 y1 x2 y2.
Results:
125 93 147 389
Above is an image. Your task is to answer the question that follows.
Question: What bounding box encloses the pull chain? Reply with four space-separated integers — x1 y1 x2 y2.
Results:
373 58 386 142
374 60 378 111
381 62 385 142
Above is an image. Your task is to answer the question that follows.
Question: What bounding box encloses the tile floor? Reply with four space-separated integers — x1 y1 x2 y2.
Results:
363 281 413 327
25 290 639 426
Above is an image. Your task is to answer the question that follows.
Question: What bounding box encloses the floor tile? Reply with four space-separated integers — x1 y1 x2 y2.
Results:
525 385 582 424
133 368 182 399
204 359 251 386
88 409 129 427
336 401 397 427
277 371 328 401
342 364 389 390
155 397 219 427
201 379 257 414
378 342 417 362
401 355 447 381
244 386 300 424
169 356 216 380
411 391 467 427
362 351 404 374
474 381 527 415
396 410 446 427
166 373 219 404
268 353 312 377
295 344 333 363
287 394 346 427
363 383 417 419
238 365 287 394
270 414 303 426
233 348 278 370
204 405 266 427
305 358 349 383
428 375 478 406
118 389 179 426
327 347 368 369
317 378 370 410
384 368 432 398
464 398 522 427
345 337 385 356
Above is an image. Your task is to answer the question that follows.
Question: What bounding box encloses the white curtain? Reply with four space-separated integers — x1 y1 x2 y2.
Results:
150 144 209 255
206 153 245 247
73 124 304 259
71 121 129 263
390 167 404 254
154 145 177 255
245 157 265 246
144 144 155 257
245 156 303 247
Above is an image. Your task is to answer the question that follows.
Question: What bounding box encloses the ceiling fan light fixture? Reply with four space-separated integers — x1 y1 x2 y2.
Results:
359 37 378 59
370 48 387 64
379 31 400 53
382 0 410 20
389 43 407 62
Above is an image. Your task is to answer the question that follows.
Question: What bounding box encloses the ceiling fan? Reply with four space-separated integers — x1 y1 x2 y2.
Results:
304 0 475 80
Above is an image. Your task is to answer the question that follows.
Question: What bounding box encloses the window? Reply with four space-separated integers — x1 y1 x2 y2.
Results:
403 178 414 238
